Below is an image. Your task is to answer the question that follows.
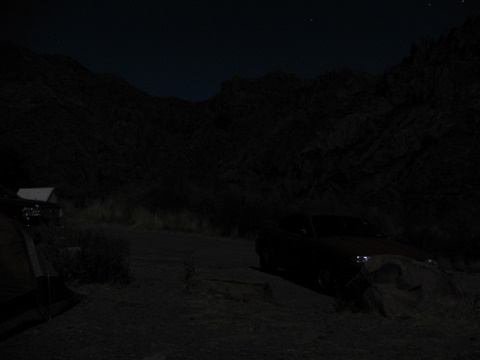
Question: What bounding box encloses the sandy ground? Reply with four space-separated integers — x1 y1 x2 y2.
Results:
2 257 480 360
2 227 480 360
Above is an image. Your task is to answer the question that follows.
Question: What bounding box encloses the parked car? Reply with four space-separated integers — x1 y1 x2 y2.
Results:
0 184 63 228
255 213 434 291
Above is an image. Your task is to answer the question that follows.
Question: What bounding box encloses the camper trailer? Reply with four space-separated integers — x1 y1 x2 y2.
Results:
0 185 63 228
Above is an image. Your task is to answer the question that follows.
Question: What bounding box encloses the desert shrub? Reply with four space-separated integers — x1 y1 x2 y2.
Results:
127 181 282 237
209 188 247 236
83 198 133 223
193 186 285 238
40 227 131 285
131 206 219 236
78 177 290 238
130 206 163 229
209 188 274 237
137 176 190 212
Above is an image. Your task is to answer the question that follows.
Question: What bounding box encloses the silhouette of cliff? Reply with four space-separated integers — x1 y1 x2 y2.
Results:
1 16 479 237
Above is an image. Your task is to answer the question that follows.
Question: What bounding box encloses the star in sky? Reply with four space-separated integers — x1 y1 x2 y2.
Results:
1 0 480 101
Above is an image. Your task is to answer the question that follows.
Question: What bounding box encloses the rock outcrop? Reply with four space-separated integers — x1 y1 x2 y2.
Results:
0 39 209 194
342 255 473 317
1 16 480 240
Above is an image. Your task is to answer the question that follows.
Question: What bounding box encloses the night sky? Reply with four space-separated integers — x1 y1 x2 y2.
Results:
2 0 480 101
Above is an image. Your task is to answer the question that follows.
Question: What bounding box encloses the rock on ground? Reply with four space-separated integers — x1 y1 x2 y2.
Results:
342 254 475 318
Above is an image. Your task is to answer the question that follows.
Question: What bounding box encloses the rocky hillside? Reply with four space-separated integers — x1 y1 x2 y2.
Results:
0 40 210 195
194 16 480 237
1 15 480 242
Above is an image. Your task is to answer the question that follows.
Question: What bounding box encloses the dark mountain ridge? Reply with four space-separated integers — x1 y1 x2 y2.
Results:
1 16 480 245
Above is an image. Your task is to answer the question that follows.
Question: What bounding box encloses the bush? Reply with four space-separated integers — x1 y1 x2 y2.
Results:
40 227 131 286
131 207 219 236
83 198 133 223
204 187 283 238
80 184 284 238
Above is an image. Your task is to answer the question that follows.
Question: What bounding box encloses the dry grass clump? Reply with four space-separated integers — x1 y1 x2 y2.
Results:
79 184 281 238
83 198 132 223
82 199 219 235
131 207 220 236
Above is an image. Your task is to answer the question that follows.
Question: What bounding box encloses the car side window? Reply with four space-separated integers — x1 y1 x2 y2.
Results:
313 216 383 237
278 214 312 235
314 216 344 237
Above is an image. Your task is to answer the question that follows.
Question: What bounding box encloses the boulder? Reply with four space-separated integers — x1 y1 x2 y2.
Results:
342 255 473 318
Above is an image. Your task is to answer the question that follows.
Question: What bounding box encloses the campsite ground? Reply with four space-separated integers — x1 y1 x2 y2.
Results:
2 225 480 360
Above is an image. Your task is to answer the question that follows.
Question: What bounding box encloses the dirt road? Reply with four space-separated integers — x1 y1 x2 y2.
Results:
93 224 259 269
1 225 480 360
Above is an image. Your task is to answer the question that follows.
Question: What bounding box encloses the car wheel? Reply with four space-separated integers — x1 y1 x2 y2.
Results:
317 267 337 294
259 247 276 272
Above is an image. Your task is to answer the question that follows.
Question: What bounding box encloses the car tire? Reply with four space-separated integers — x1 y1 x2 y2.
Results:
317 267 338 294
259 247 276 272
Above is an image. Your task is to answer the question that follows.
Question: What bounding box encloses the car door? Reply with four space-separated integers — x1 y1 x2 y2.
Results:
277 213 315 271
289 214 318 272
312 215 349 268
274 214 300 266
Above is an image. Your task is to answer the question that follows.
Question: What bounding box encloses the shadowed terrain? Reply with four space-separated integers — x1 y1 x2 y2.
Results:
1 16 480 253
2 225 480 360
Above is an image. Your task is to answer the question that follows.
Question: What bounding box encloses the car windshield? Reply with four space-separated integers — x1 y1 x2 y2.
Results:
0 185 20 199
312 216 385 238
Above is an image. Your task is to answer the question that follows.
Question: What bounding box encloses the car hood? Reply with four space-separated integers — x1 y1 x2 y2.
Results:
318 235 431 261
